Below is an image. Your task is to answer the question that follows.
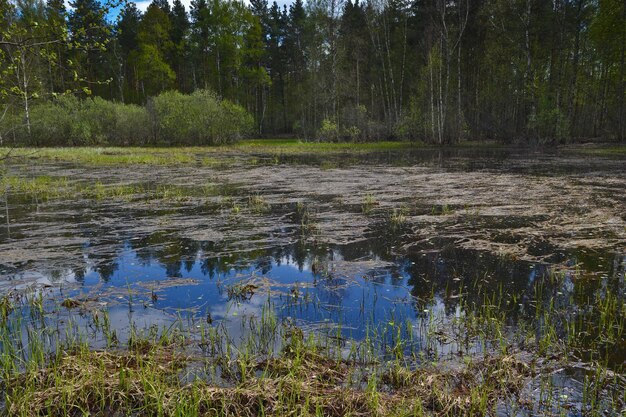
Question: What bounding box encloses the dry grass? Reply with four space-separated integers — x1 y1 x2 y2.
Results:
3 338 538 417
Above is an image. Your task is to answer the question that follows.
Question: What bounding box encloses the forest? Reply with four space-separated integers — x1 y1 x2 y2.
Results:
0 0 625 145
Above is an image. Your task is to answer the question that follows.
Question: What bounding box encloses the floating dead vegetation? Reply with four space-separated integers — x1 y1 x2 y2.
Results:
135 277 201 291
223 275 316 302
60 298 82 308
226 282 259 301
3 150 624 277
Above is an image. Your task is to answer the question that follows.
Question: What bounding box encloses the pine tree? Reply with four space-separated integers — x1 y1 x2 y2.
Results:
151 0 171 14
116 1 141 102
68 0 110 95
170 0 189 91
132 3 175 97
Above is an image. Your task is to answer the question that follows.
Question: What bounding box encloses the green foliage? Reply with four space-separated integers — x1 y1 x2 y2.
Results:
0 90 252 146
590 0 625 62
112 102 152 146
339 105 367 142
395 98 425 142
317 119 339 142
4 96 149 146
1 0 625 143
149 89 253 145
527 105 570 144
132 4 176 97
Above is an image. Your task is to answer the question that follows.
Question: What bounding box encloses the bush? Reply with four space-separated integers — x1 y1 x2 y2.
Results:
218 99 254 143
339 105 367 141
0 96 152 146
527 106 570 143
395 98 425 141
527 91 570 144
315 106 389 142
317 119 339 142
111 102 151 146
149 90 253 145
0 89 253 146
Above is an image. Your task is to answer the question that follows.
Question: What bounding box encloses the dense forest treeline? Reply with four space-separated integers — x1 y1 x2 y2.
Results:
0 0 625 145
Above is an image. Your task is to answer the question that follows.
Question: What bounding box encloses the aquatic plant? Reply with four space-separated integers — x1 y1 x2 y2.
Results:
0 276 624 417
248 194 269 214
389 206 409 229
361 193 378 214
295 202 319 237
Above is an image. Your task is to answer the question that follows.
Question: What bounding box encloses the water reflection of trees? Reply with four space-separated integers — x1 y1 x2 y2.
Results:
404 244 625 325
63 228 624 331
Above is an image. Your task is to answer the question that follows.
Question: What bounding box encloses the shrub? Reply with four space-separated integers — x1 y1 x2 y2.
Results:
339 105 367 141
111 103 151 146
0 89 251 146
218 99 254 143
527 91 570 144
315 106 389 142
149 90 253 145
0 96 152 146
317 118 339 142
395 98 425 142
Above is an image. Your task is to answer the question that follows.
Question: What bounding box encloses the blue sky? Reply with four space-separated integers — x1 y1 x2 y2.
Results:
133 0 294 13
64 0 294 20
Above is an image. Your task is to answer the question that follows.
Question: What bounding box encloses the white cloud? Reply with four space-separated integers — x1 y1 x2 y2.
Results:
135 0 152 12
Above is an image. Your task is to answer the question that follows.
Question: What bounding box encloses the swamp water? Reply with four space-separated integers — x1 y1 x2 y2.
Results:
0 147 624 416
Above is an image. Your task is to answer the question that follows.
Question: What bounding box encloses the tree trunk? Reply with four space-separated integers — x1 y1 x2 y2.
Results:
617 0 626 142
20 48 31 138
430 51 436 143
457 37 462 142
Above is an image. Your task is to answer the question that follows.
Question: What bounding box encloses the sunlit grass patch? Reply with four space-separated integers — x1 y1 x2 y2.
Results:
8 147 197 166
0 174 221 203
236 139 423 154
361 193 378 214
0 175 72 200
569 145 626 156
0 140 513 167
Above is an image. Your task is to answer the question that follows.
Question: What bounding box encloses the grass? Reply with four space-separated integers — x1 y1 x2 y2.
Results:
0 174 222 203
2 141 420 166
0 139 461 167
6 147 198 165
237 139 424 153
362 193 378 215
388 206 409 229
248 194 270 214
295 202 319 237
0 139 519 170
0 298 536 417
0 264 624 416
0 175 70 200
566 144 626 156
2 339 532 416
431 204 453 216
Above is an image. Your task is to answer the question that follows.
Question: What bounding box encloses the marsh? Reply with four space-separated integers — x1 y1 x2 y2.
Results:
0 143 624 416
